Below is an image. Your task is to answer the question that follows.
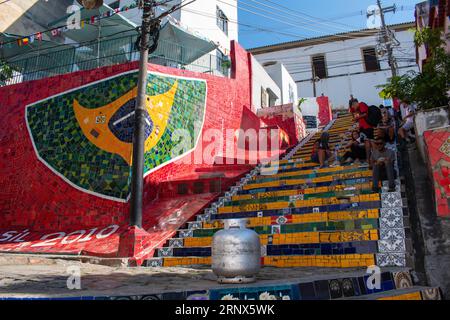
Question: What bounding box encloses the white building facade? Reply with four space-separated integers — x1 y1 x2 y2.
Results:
105 0 237 61
263 61 298 106
105 0 238 73
249 22 419 109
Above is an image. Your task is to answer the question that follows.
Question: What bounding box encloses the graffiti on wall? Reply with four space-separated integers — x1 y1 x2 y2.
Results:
26 71 207 202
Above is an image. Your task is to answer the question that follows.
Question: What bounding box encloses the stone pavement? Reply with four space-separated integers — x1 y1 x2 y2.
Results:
0 253 378 298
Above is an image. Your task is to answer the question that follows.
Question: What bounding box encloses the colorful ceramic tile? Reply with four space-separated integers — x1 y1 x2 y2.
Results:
188 221 202 230
380 228 405 241
378 239 406 253
169 238 183 248
393 271 413 289
261 245 267 257
158 247 173 257
328 279 343 299
376 253 406 267
420 288 442 300
179 229 193 238
381 192 403 208
145 258 163 267
341 278 356 297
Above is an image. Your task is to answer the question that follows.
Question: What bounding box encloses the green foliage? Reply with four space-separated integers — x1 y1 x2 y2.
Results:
0 59 16 86
297 97 307 113
377 27 450 110
221 59 231 69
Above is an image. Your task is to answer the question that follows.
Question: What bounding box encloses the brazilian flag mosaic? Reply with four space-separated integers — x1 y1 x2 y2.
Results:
26 71 207 201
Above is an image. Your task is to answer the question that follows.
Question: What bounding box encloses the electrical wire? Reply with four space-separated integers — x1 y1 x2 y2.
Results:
240 0 369 34
180 5 407 50
218 0 384 41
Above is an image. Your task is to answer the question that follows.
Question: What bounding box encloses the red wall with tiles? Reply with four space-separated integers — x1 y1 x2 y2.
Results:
0 41 253 232
424 127 450 217
317 96 333 127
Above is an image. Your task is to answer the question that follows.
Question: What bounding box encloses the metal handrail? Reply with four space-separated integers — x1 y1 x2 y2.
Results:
2 35 229 86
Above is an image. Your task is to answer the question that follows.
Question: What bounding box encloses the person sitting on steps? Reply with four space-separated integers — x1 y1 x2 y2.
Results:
341 130 367 164
376 109 395 143
371 138 396 193
311 132 332 169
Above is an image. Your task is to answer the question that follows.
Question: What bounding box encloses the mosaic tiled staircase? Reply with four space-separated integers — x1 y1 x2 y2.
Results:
146 113 412 270
138 113 444 299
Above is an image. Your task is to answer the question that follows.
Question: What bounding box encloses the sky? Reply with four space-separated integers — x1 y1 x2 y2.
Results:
237 0 419 49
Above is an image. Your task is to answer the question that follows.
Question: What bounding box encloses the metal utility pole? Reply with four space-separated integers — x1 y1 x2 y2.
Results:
311 67 321 97
129 0 158 228
369 1 398 77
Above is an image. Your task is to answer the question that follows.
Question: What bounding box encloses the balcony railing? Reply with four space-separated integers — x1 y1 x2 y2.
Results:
1 35 229 86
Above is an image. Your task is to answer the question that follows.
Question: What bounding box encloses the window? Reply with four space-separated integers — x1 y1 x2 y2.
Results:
108 0 120 9
216 49 230 76
193 182 204 194
312 55 327 79
177 183 188 195
288 84 294 103
209 180 221 193
261 87 269 108
216 6 228 35
362 47 381 72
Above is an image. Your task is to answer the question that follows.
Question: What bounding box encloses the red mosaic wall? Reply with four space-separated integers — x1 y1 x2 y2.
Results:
317 96 333 127
0 41 253 233
424 126 450 217
258 104 307 146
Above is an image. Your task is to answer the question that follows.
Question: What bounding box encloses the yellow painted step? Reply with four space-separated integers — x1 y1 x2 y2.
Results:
263 254 376 268
232 183 372 201
183 229 379 247
218 193 380 214
242 170 373 191
204 209 379 229
162 254 375 268
255 164 361 180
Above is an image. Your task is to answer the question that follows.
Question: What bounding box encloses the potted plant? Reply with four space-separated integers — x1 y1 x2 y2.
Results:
221 58 231 75
378 27 450 160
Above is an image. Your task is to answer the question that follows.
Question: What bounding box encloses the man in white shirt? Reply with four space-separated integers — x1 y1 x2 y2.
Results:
398 100 416 143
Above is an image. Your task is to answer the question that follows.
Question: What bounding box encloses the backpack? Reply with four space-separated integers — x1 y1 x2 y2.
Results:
366 105 382 127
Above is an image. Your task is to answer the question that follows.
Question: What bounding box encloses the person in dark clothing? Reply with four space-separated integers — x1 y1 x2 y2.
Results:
341 130 367 164
376 109 395 143
371 138 396 193
350 100 374 166
311 132 331 168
